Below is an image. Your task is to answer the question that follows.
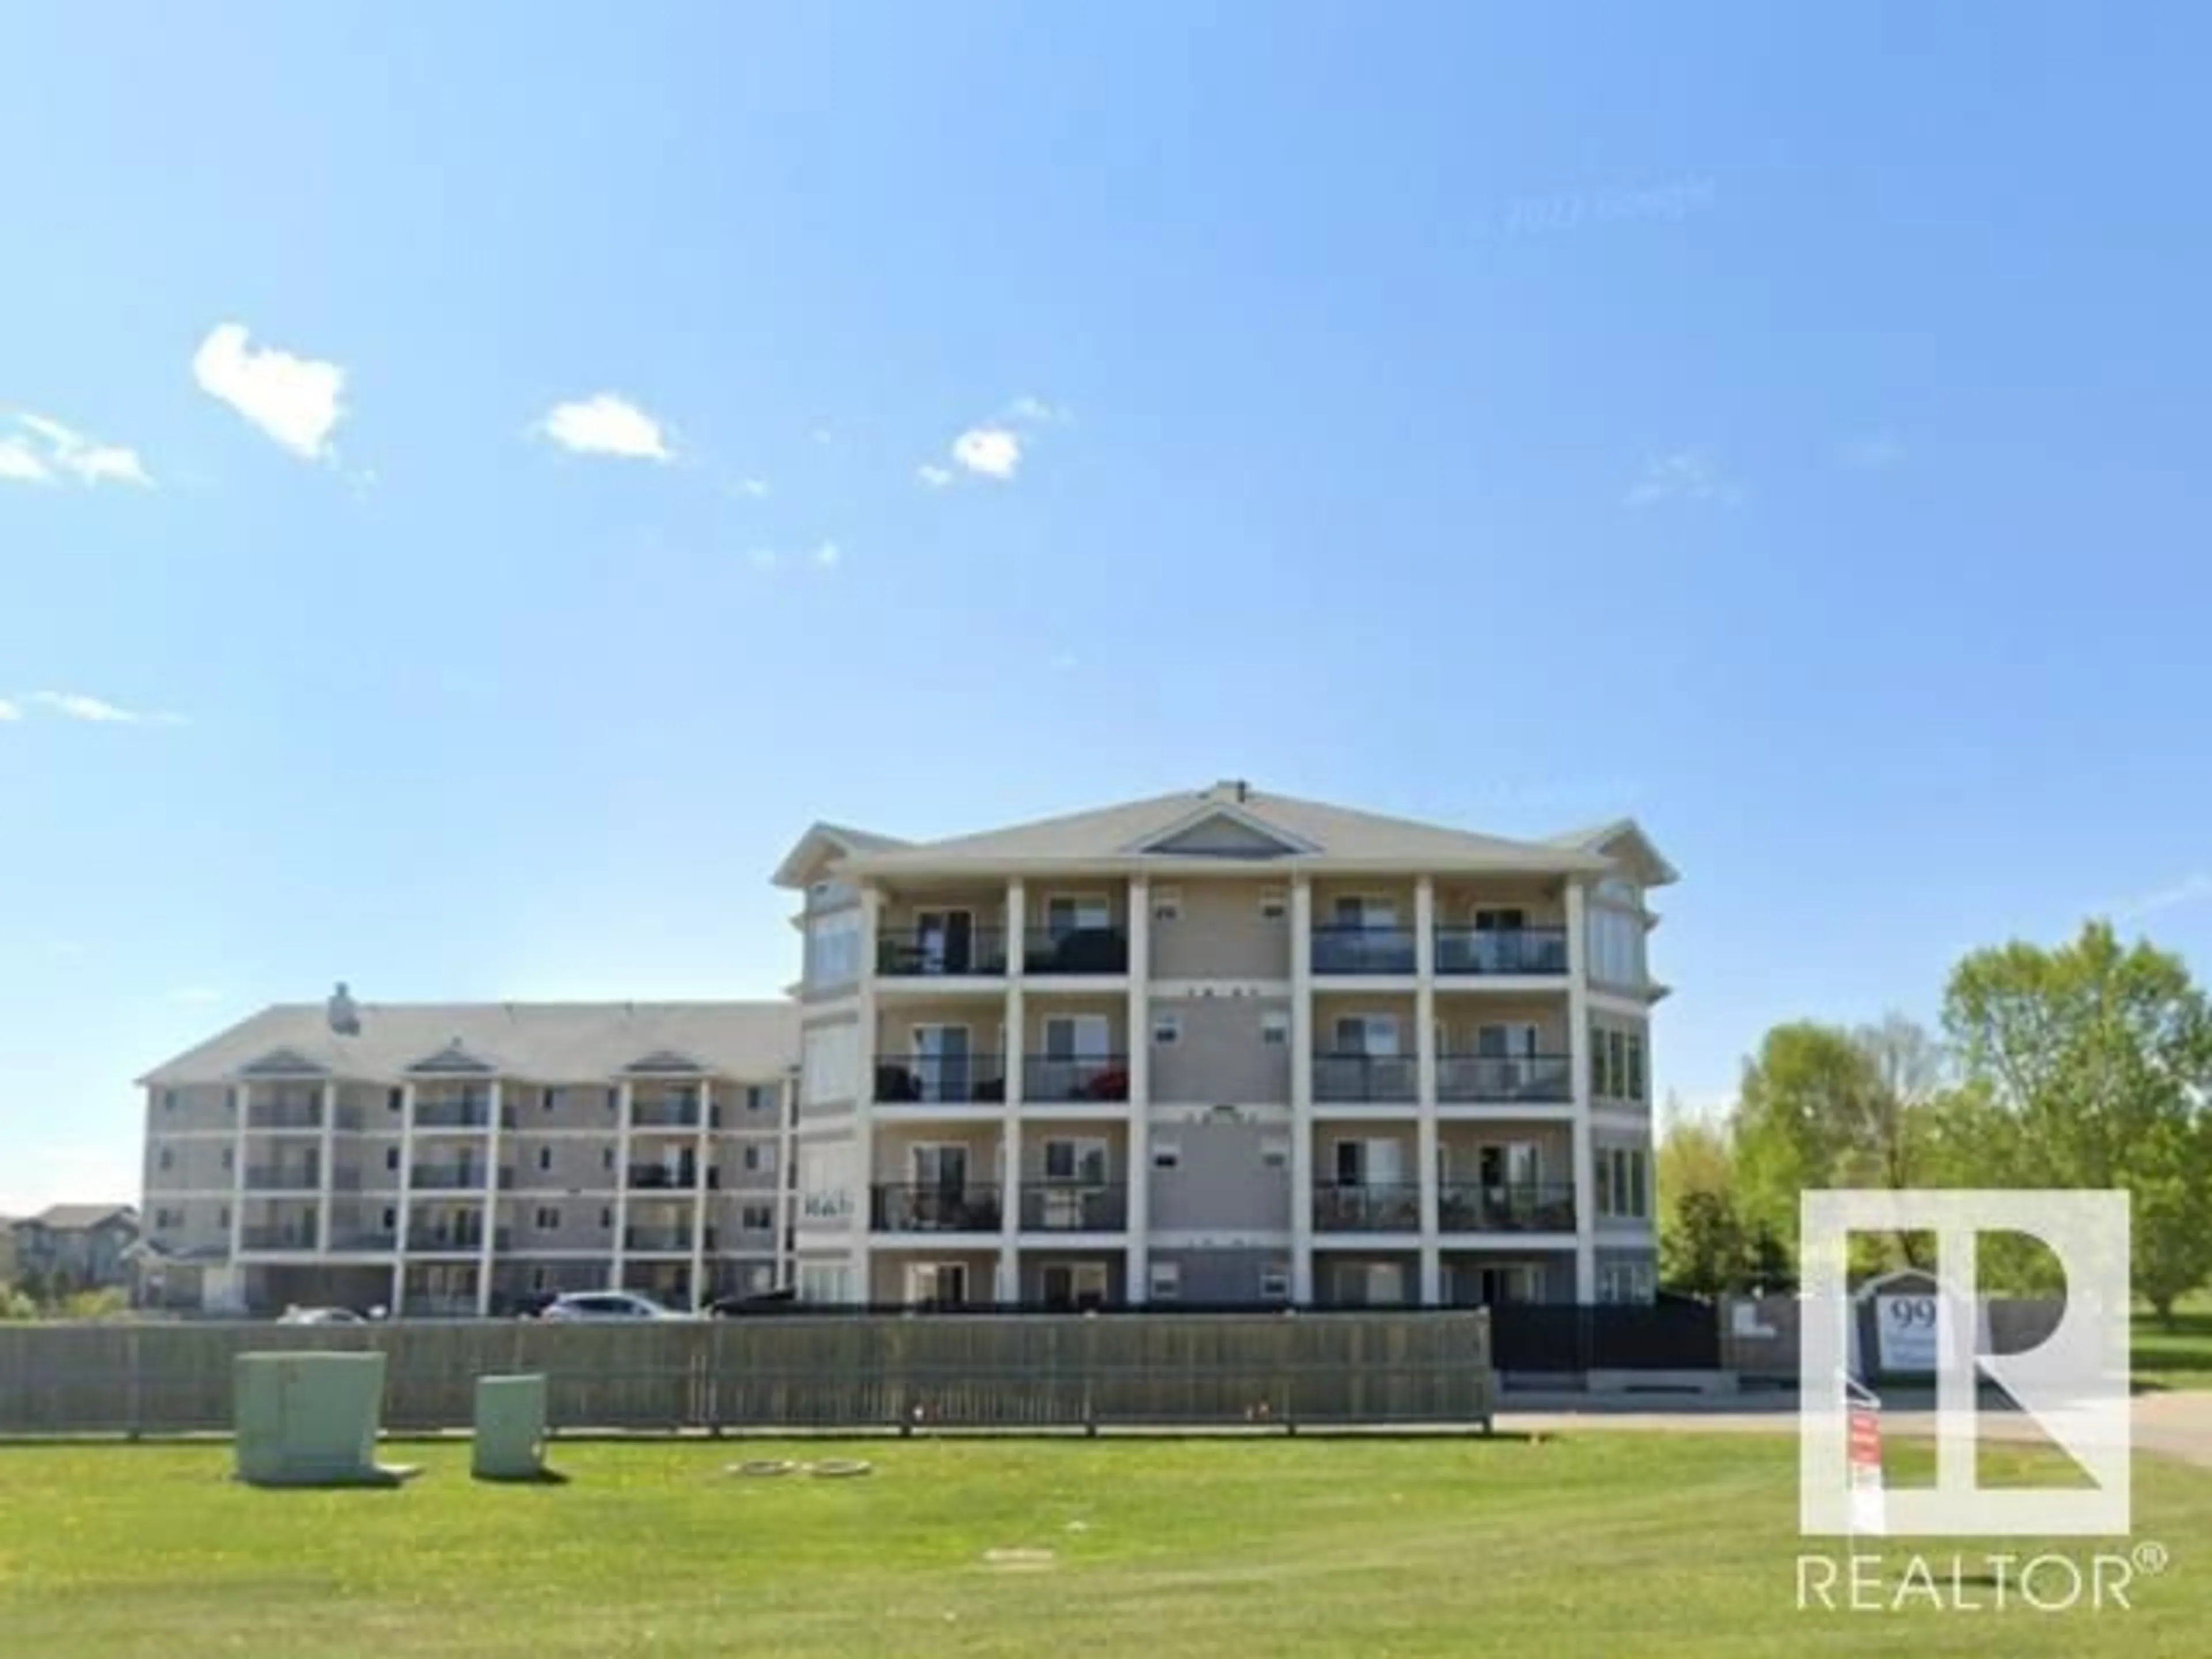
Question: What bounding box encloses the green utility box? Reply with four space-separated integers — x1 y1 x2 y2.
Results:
233 1351 417 1487
472 1373 554 1482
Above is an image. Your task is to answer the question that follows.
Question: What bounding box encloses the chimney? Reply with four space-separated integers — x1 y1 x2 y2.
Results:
1213 778 1251 804
328 982 361 1037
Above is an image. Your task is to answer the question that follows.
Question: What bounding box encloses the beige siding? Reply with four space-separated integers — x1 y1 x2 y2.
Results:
146 1137 232 1194
1148 879 1291 980
150 1082 235 1135
1150 995 1292 1104
1431 879 1567 926
1148 1119 1291 1232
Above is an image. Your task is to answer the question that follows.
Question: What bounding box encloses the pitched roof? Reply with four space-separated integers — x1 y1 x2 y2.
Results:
783 782 1655 880
1546 819 1680 887
23 1203 138 1232
139 1001 798 1087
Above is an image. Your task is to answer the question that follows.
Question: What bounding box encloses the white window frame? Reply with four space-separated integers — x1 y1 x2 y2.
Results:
1044 892 1113 935
1150 886 1182 922
1332 892 1398 927
1041 1261 1111 1307
1042 1135 1109 1185
1043 1013 1113 1060
533 1206 560 1232
1336 1013 1400 1056
1260 1009 1290 1046
1151 1139 1181 1170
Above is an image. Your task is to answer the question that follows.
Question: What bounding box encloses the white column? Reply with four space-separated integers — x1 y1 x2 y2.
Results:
228 1082 249 1264
1124 874 1152 1304
777 1069 798 1289
316 1080 338 1254
690 1081 713 1308
854 884 883 1296
1001 873 1026 1302
477 1080 505 1315
612 1081 635 1291
1414 877 1440 1306
1290 874 1315 1302
1566 880 1597 1301
393 1082 418 1315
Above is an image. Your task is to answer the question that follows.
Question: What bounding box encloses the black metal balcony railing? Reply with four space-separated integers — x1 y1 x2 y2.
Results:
1438 1182 1578 1233
1022 1054 1131 1104
243 1165 320 1192
239 1226 316 1251
1433 926 1570 976
247 1102 323 1130
1311 1053 1419 1103
1022 925 1129 976
1020 1184 1129 1232
624 1225 709 1252
1311 1183 1422 1232
870 1184 1003 1233
627 1164 708 1190
408 1227 513 1252
413 1097 494 1130
876 925 1009 978
1435 1054 1574 1104
1310 925 1417 975
409 1165 491 1191
873 1053 1008 1105
328 1229 397 1252
631 1094 703 1129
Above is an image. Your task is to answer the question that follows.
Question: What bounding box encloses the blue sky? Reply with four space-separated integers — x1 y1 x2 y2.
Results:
4 4 2209 1212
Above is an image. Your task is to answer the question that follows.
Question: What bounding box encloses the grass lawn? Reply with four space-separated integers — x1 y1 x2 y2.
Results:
2135 1301 2212 1391
0 1434 2205 1657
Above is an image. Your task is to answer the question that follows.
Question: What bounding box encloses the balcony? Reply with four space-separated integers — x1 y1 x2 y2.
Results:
243 1165 320 1192
1312 1184 1422 1233
624 1225 713 1252
1020 1184 1128 1232
873 1054 1007 1107
414 1096 495 1130
1022 926 1128 976
632 1093 703 1129
1022 1054 1130 1104
876 925 1008 978
328 1228 397 1252
410 1165 492 1191
1436 1054 1574 1104
870 1184 1003 1233
247 1101 322 1131
1439 1182 1577 1233
1310 926 1416 976
627 1164 707 1191
1434 925 1569 976
239 1226 317 1251
410 1227 513 1252
1312 1053 1418 1104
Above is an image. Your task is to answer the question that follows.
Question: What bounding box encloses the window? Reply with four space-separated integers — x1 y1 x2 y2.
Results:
804 908 862 989
157 1146 173 1172
1260 1010 1289 1046
385 1147 400 1172
743 1144 762 1172
1152 1140 1181 1170
606 1086 620 1113
1588 904 1645 987
1476 1022 1541 1060
747 1084 772 1113
1599 1262 1656 1304
381 1206 396 1229
797 1263 854 1304
1597 877 1639 907
1259 888 1288 921
1260 1135 1290 1168
602 1147 615 1171
1473 906 1527 931
544 1086 562 1112
1597 1148 1651 1220
1333 893 1397 927
1335 1014 1399 1055
600 1207 613 1229
1626 1035 1645 1103
1149 1260 1181 1301
740 1202 774 1231
218 1207 230 1228
1151 886 1182 922
162 1089 179 1112
1152 1010 1181 1047
801 1025 858 1106
1044 1137 1108 1184
1259 1264 1291 1300
537 1147 553 1172
388 1088 403 1113
1040 1262 1111 1310
533 1206 560 1232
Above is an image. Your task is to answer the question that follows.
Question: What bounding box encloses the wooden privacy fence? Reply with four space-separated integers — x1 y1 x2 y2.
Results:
0 1312 1496 1438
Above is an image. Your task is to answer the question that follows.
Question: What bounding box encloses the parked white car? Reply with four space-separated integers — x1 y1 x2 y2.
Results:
534 1290 684 1321
277 1305 367 1325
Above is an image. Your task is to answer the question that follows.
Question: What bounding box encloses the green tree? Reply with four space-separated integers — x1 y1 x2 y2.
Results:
1944 920 2212 1323
1656 1104 1746 1294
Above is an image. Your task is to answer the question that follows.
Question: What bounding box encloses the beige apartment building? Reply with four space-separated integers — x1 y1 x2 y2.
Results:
777 781 1674 1310
135 1002 796 1316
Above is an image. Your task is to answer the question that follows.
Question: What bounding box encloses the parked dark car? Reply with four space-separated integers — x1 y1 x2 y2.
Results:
702 1286 797 1317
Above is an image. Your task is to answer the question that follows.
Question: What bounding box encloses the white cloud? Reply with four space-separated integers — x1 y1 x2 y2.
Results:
1006 395 1060 423
730 476 771 499
191 322 347 460
26 691 185 726
0 439 50 483
952 425 1022 480
2103 872 2212 921
1840 431 1906 471
1625 450 1743 509
535 393 673 462
915 463 954 489
1 413 151 487
0 698 20 722
812 540 841 569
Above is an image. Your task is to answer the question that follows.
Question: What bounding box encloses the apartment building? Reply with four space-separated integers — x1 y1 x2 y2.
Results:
777 780 1674 1310
135 1000 797 1316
